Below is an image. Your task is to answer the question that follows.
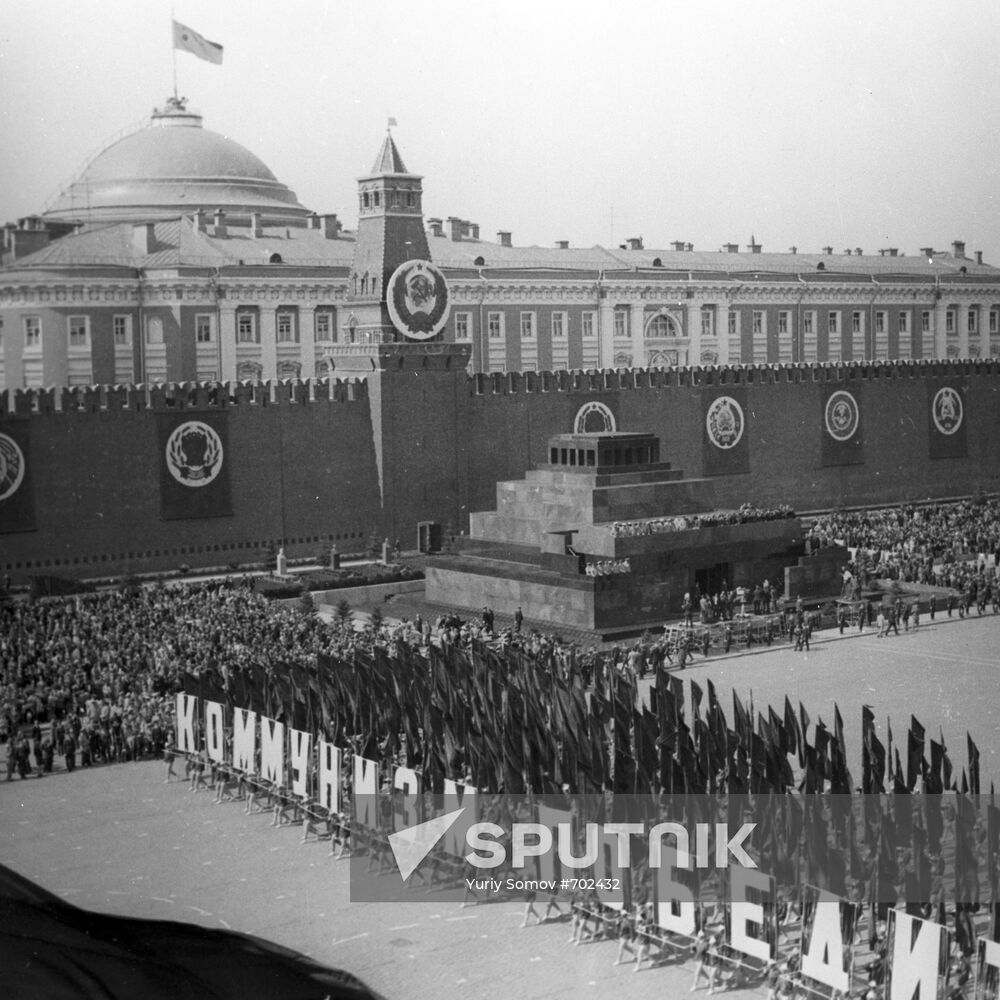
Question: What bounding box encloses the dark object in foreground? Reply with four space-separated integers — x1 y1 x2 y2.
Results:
0 863 382 1000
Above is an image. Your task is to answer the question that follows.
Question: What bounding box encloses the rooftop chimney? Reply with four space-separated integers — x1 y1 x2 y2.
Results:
192 209 205 234
470 223 480 239
320 213 340 239
748 237 762 253
308 213 321 230
822 246 833 255
888 248 898 257
497 230 512 247
671 240 686 251
685 242 694 252
724 243 740 253
855 248 863 256
251 212 264 238
920 247 934 258
447 216 463 241
789 246 797 254
556 240 569 250
975 250 983 265
843 249 852 255
952 240 966 259
212 209 227 238
132 222 156 254
427 218 443 237
626 236 644 250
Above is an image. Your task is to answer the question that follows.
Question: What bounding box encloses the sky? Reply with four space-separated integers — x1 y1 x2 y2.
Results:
2 0 1000 261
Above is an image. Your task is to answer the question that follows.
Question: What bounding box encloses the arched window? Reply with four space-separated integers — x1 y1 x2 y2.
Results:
652 258 663 267
236 361 262 382
362 192 370 209
268 252 283 264
373 191 380 208
316 359 332 378
277 361 301 379
645 313 677 338
474 256 485 266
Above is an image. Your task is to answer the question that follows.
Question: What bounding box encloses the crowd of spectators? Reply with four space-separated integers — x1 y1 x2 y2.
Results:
806 497 1000 595
585 558 632 576
610 502 795 538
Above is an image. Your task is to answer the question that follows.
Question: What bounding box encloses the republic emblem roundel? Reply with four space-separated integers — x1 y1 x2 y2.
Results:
824 390 860 442
932 386 963 436
0 433 26 501
386 260 451 341
165 420 224 488
706 396 745 450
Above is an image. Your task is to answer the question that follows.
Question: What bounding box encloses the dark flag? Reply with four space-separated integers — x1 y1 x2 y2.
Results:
988 804 1000 904
702 386 750 476
820 383 864 466
157 411 232 520
0 420 35 534
784 696 800 761
927 381 968 459
907 715 925 791
968 733 981 803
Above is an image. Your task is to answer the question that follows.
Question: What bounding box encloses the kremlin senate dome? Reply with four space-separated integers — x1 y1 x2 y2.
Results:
42 97 311 227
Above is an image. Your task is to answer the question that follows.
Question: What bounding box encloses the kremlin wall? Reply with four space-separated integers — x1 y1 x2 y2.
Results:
2 353 999 585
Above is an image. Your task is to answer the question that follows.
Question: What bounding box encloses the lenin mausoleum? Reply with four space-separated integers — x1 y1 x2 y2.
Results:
2 97 999 628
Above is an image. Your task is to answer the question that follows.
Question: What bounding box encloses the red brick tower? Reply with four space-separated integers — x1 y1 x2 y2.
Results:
343 131 432 342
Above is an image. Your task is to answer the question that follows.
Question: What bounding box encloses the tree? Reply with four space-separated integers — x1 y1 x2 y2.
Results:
369 606 384 633
335 598 352 630
298 590 316 615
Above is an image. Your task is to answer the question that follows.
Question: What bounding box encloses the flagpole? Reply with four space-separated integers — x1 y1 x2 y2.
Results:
171 12 178 101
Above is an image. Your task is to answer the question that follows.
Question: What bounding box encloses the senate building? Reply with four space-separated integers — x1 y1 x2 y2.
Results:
2 97 1000 604
2 96 1000 391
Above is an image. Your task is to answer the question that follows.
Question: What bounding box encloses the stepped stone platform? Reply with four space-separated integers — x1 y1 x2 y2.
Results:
427 431 810 633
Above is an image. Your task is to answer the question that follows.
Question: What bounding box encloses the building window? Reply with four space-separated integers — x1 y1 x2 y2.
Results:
195 314 214 343
146 316 164 345
990 309 999 334
488 312 503 339
828 312 840 335
551 311 566 338
898 312 908 334
752 311 763 336
946 310 956 334
922 311 931 333
803 311 815 335
613 310 628 338
237 312 258 344
852 312 861 334
315 312 334 341
24 316 42 349
778 311 789 335
968 309 978 334
455 311 472 341
406 191 414 207
582 311 596 338
519 312 535 338
875 312 885 334
701 309 714 337
113 315 132 347
68 315 89 348
728 311 737 336
646 314 675 338
277 311 297 343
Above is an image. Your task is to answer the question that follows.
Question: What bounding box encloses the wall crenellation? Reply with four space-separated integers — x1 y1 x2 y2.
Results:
466 358 1000 396
1 377 369 417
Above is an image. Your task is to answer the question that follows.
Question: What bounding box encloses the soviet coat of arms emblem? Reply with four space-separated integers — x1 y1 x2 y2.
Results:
932 387 963 435
386 260 451 340
706 396 744 449
165 421 224 487
825 390 860 441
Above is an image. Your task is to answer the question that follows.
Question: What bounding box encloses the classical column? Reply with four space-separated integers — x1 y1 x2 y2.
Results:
299 304 316 379
979 306 991 359
715 299 730 365
933 300 948 359
686 298 704 365
259 304 278 381
599 300 615 369
630 303 645 367
218 304 237 382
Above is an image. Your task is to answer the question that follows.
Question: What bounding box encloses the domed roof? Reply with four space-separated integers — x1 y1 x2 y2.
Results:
43 98 311 226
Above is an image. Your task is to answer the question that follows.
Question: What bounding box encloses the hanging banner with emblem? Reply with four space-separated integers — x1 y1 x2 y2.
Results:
157 412 232 520
821 385 864 467
702 387 750 476
386 259 451 340
927 382 967 459
0 421 35 534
